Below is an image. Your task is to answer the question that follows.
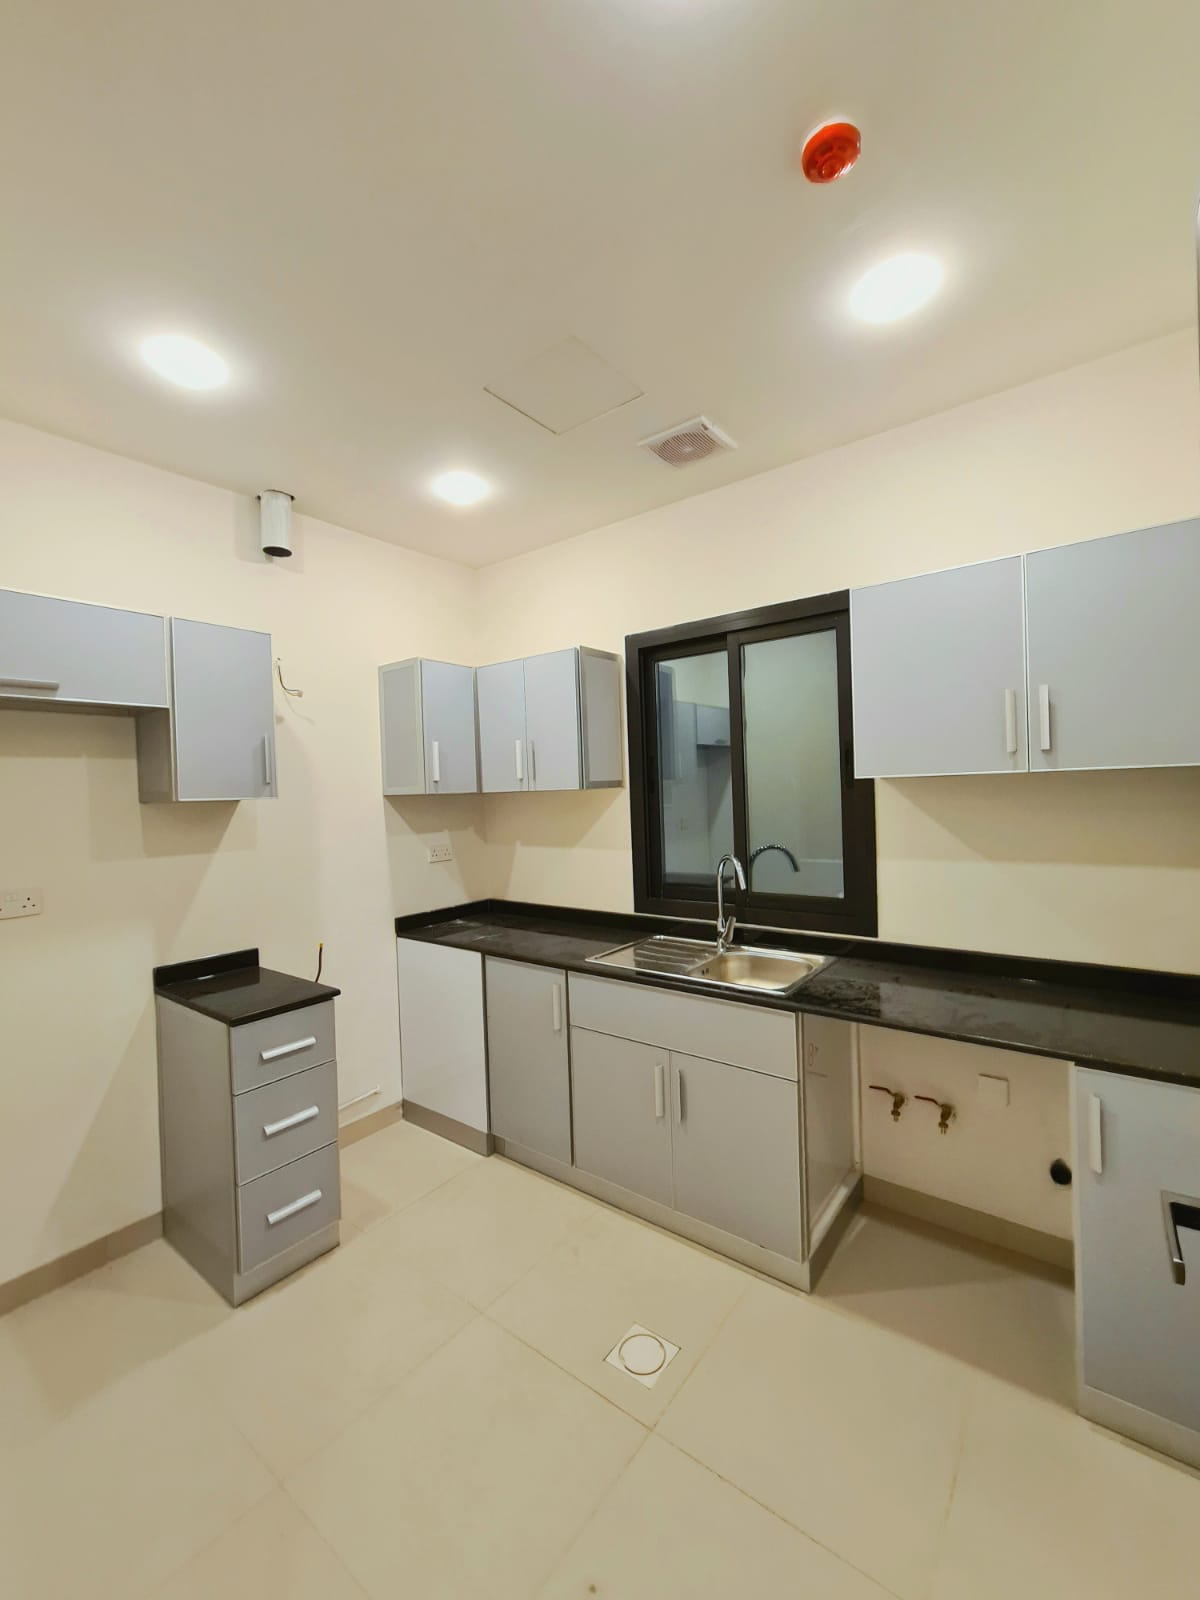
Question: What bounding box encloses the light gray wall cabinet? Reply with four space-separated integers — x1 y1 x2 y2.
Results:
138 618 277 802
1026 518 1200 771
1074 1066 1200 1468
0 587 168 710
670 1051 801 1257
476 647 622 793
157 996 340 1306
485 957 571 1163
570 1026 673 1206
850 556 1027 777
379 658 478 795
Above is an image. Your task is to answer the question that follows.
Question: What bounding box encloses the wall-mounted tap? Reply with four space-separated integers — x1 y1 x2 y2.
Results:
715 853 746 953
915 1094 956 1133
869 1084 906 1121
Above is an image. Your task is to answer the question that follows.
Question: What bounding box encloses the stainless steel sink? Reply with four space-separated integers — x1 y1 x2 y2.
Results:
586 934 830 995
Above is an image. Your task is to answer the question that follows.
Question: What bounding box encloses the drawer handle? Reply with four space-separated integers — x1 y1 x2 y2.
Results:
0 677 60 691
267 1188 323 1226
263 1105 320 1139
1162 1191 1200 1286
259 1035 317 1063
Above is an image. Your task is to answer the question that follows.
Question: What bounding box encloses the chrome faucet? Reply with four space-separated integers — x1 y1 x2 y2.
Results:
715 853 746 953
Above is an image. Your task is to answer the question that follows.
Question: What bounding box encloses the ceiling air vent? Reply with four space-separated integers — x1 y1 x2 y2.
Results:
639 415 737 468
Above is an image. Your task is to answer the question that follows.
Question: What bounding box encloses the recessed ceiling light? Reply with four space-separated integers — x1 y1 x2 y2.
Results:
431 469 490 507
848 253 944 324
140 333 230 390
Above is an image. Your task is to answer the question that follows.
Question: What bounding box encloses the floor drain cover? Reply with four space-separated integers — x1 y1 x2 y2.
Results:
604 1323 681 1389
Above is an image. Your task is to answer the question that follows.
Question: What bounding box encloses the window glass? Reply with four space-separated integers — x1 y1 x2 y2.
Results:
655 651 733 889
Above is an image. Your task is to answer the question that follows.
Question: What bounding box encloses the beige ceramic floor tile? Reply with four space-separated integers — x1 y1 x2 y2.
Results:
152 1488 368 1599
539 1433 895 1599
287 1315 644 1600
0 1239 230 1454
658 1279 970 1600
179 1233 476 1476
489 1204 749 1424
338 1118 479 1231
818 1208 1076 1405
360 1154 600 1309
0 1358 274 1599
931 1376 1200 1600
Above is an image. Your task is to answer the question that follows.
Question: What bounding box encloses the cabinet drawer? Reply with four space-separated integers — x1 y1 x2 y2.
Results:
230 1002 335 1093
234 1060 338 1183
568 972 798 1081
237 1143 340 1273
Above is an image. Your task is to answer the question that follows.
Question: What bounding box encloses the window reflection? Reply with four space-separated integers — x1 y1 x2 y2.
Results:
655 651 733 888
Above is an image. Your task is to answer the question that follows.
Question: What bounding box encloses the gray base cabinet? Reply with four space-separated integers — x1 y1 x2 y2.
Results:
157 996 340 1305
570 1027 672 1205
670 1051 801 1258
485 958 571 1163
1075 1066 1200 1465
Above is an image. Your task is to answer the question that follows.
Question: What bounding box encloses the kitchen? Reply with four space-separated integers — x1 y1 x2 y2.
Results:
3 4 1200 1597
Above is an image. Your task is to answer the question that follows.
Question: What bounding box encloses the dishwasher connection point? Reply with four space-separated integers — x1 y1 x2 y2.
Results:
869 1084 907 1121
914 1094 956 1133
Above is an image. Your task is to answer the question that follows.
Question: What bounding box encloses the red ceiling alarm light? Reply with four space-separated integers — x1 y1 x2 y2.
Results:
800 120 861 184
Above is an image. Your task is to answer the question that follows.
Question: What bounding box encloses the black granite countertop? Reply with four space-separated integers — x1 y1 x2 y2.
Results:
395 901 1200 1089
154 947 341 1026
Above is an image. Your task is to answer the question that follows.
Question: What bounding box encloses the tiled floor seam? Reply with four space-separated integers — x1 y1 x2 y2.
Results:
643 1275 752 1430
138 1477 280 1600
277 1484 375 1599
652 1431 910 1600
527 1430 659 1596
478 1306 658 1432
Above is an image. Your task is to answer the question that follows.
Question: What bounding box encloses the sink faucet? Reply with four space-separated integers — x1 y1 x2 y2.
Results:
715 853 746 953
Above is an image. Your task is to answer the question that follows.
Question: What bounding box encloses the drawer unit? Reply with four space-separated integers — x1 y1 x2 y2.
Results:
237 1143 341 1273
567 971 798 1081
231 1001 336 1093
234 1060 338 1183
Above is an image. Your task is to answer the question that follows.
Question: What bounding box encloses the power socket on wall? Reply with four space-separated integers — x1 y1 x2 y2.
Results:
426 835 454 865
1 887 43 920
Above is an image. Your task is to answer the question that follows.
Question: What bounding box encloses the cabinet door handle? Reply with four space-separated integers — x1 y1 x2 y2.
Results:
430 739 441 785
266 1188 322 1226
262 1105 320 1139
514 739 524 783
529 739 537 786
1088 1092 1104 1175
0 677 59 692
1004 688 1018 755
654 1061 665 1120
263 735 274 787
1038 684 1052 752
1162 1192 1200 1286
260 1035 317 1064
551 984 563 1034
674 1065 686 1126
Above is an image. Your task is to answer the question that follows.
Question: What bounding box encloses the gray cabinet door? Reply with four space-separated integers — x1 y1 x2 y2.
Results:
485 958 570 1162
670 1052 801 1258
0 588 167 709
802 1015 856 1241
477 658 528 792
570 1026 672 1205
420 660 478 794
1027 518 1200 771
524 648 582 790
1075 1068 1200 1439
850 557 1027 777
379 660 424 794
171 619 276 801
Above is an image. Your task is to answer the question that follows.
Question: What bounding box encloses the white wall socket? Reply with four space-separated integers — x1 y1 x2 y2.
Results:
1 887 43 920
426 835 454 865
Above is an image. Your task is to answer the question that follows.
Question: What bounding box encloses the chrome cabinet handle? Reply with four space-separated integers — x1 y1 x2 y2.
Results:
1162 1192 1200 1286
529 740 537 786
263 735 274 787
0 677 59 691
551 983 563 1034
1088 1093 1104 1175
260 1035 317 1063
262 1105 320 1139
514 739 524 783
654 1061 665 1120
266 1188 322 1226
1004 688 1018 755
430 739 441 784
674 1065 686 1126
1038 684 1052 752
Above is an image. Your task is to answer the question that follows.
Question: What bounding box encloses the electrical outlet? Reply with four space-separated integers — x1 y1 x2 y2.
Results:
426 835 454 864
0 887 42 920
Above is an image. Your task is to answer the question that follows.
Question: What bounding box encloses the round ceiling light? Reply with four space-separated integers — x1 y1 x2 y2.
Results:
848 252 944 324
431 469 490 507
800 120 861 184
139 333 229 390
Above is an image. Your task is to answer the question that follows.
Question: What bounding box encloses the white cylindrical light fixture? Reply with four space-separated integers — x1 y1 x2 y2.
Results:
259 489 294 557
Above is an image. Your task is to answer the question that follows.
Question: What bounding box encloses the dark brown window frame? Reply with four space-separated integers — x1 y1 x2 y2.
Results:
626 589 878 938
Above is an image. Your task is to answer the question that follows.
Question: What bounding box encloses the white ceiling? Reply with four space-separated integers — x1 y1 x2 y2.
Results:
2 0 1199 566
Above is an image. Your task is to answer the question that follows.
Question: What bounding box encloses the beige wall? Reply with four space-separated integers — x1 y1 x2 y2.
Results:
0 419 484 1284
477 329 1200 973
